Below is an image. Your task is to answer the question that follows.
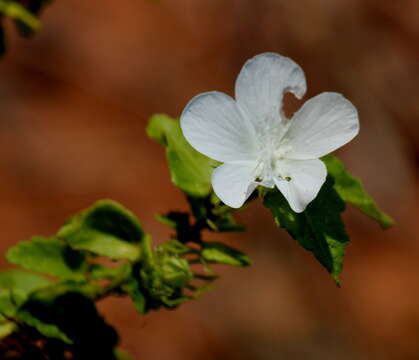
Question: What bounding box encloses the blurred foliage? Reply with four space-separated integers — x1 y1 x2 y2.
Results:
0 193 250 358
0 0 52 56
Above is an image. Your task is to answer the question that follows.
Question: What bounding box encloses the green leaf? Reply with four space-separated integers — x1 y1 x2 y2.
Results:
264 177 349 284
188 195 245 233
0 321 16 339
146 114 218 197
17 284 119 355
0 270 50 339
0 290 16 319
201 242 251 267
206 213 245 232
157 239 191 255
0 290 18 339
57 200 144 261
0 270 50 320
17 309 72 343
123 277 147 314
323 155 393 228
0 270 50 293
6 237 86 280
90 264 130 280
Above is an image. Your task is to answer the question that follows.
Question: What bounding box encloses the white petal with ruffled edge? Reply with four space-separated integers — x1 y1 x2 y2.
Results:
181 91 258 163
235 53 307 131
284 92 359 160
212 162 258 208
273 159 327 213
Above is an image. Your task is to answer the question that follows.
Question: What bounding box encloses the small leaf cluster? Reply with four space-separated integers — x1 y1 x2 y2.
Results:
0 198 250 359
0 0 51 56
147 114 393 285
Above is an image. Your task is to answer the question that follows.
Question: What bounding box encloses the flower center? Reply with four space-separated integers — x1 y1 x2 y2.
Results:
253 115 292 187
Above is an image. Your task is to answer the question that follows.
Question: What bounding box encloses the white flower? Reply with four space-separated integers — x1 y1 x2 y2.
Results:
180 53 359 213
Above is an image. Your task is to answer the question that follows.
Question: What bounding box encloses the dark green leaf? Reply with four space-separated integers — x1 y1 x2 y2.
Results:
156 211 202 243
147 114 218 197
323 155 393 228
264 177 349 284
6 237 86 280
18 288 119 357
17 309 72 343
201 242 251 267
188 195 245 233
57 200 144 261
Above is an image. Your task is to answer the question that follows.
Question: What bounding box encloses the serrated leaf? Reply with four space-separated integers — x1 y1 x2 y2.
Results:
147 114 218 197
201 242 251 267
264 177 349 284
323 155 393 228
58 200 144 261
6 237 86 280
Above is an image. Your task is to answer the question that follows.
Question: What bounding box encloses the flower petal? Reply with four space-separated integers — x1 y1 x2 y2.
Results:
212 161 258 208
181 91 258 162
274 159 327 213
285 92 359 159
235 52 307 130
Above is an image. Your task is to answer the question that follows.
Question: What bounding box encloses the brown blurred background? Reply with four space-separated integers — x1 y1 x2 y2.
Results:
0 0 419 359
